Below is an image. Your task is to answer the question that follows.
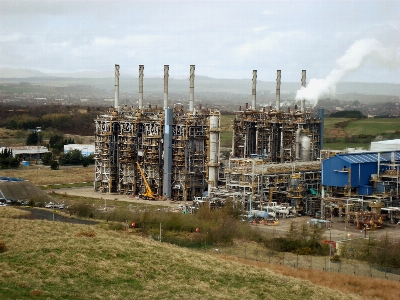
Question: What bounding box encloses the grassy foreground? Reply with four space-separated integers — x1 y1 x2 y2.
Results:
0 207 357 300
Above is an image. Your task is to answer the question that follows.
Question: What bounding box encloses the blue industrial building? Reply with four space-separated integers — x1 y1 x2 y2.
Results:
322 151 400 196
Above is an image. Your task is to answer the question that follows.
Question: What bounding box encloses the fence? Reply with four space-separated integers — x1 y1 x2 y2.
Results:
206 245 400 281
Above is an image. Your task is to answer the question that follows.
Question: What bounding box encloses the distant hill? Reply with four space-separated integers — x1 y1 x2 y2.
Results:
0 68 399 102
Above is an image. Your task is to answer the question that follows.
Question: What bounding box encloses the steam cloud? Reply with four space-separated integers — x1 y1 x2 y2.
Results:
295 38 400 107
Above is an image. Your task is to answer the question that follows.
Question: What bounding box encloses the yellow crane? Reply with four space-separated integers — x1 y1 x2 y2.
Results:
136 162 156 200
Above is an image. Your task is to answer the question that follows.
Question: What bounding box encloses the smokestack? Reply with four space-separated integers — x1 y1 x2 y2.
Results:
301 70 306 113
318 108 324 153
114 64 120 111
139 65 144 110
189 65 195 113
252 70 257 111
276 70 281 112
164 65 169 109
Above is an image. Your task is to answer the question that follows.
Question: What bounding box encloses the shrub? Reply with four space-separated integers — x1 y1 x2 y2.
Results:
27 197 45 208
331 254 341 262
50 160 59 170
68 203 95 218
0 240 7 253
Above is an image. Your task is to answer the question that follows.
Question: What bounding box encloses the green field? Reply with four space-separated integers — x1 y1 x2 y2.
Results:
219 116 400 151
344 118 400 136
324 118 400 150
220 114 234 147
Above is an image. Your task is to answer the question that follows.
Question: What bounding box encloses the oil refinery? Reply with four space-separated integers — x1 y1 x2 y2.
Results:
93 64 400 226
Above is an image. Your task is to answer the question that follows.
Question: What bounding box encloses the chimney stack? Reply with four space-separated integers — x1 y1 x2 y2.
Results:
114 64 120 111
301 70 306 113
252 70 257 111
138 65 144 110
276 70 281 112
189 65 195 113
164 65 169 109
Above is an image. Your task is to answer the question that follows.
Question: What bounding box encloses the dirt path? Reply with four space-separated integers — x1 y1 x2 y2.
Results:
54 186 186 209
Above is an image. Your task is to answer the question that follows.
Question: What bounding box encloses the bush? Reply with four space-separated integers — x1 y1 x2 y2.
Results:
41 152 53 165
27 197 44 208
50 160 59 170
0 241 7 253
331 254 341 262
68 203 96 218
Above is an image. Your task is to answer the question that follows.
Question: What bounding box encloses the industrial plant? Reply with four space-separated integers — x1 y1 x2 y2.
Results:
93 64 400 226
94 65 219 202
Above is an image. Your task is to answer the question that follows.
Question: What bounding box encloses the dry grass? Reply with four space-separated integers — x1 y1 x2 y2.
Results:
220 255 400 300
0 206 31 218
1 165 93 185
0 207 359 300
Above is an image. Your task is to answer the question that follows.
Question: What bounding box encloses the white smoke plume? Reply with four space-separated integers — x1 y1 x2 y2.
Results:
295 38 400 107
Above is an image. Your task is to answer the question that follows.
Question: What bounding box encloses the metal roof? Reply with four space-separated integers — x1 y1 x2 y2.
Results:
337 151 400 164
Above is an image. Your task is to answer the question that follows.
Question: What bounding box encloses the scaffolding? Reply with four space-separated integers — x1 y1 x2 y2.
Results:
232 106 322 163
94 105 220 201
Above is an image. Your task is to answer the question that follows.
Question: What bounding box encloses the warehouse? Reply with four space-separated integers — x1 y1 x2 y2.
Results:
321 151 400 207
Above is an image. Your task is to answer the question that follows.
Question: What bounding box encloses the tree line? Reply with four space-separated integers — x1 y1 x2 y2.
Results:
0 105 99 136
0 148 20 169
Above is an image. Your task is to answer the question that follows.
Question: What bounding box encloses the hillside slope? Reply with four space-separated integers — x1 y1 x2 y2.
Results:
0 180 54 202
0 207 359 300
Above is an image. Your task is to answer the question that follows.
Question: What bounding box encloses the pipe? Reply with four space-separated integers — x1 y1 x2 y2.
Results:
114 64 120 111
164 65 169 109
301 70 306 113
276 70 281 112
139 65 144 109
252 70 257 111
295 128 302 160
189 65 195 113
377 152 380 178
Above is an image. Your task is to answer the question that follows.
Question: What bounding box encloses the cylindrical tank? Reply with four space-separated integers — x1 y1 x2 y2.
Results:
208 113 220 193
301 135 311 161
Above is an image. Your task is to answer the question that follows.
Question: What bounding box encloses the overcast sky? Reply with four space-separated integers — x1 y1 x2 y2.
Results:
0 0 399 83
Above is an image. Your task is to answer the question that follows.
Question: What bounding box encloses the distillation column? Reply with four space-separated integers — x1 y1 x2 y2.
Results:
189 65 195 113
114 64 120 111
164 65 169 109
163 108 173 198
208 113 220 193
139 65 144 110
252 70 257 111
301 70 306 113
